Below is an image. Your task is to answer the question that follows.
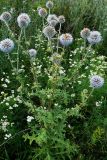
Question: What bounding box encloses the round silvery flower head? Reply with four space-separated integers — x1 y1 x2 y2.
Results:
59 33 73 46
47 14 59 27
47 14 58 23
87 31 102 44
50 52 62 65
58 15 65 24
43 26 56 39
90 75 104 88
38 8 47 18
17 13 31 28
0 38 14 53
46 1 54 9
0 12 12 22
80 28 90 39
29 49 37 58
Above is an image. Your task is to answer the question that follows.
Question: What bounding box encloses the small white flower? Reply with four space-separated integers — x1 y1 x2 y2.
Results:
43 26 56 39
87 31 102 44
13 104 18 107
5 79 10 83
28 49 37 58
0 38 14 53
17 13 31 28
27 116 34 122
0 12 12 22
90 75 104 88
80 28 90 39
2 84 7 88
59 33 73 46
46 1 54 9
4 133 11 139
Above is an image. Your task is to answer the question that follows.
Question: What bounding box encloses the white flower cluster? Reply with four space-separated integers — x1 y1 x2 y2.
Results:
27 116 34 122
0 116 10 132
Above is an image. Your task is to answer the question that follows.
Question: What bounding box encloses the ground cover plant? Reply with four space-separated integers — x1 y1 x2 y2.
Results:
0 0 107 160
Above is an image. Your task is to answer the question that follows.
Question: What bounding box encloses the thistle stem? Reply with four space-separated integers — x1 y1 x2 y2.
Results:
16 29 23 74
56 23 62 53
7 53 14 70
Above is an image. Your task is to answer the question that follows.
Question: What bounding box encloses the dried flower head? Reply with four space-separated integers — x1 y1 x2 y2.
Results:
58 15 65 24
0 38 14 53
50 53 62 65
0 12 12 22
38 8 47 18
87 31 102 44
90 75 104 88
80 28 90 39
29 49 37 58
17 13 31 28
46 1 54 9
43 26 56 39
59 33 73 46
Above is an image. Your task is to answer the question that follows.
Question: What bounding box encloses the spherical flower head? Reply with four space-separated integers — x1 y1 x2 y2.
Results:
0 12 12 22
43 26 56 39
17 13 31 29
0 38 14 53
90 75 104 88
38 8 47 18
47 14 59 27
50 53 62 65
87 31 102 44
59 33 73 46
47 14 58 23
58 15 65 24
29 49 37 58
46 1 54 9
80 28 90 39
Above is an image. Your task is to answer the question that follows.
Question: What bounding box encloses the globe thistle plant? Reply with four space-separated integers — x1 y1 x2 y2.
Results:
43 26 56 39
29 49 37 58
0 38 14 53
87 31 102 44
90 75 104 88
80 28 90 39
17 13 31 29
38 8 47 18
46 1 54 9
59 33 73 46
0 12 12 22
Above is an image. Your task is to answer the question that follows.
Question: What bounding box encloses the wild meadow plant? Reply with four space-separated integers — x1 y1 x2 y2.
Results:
0 1 107 160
